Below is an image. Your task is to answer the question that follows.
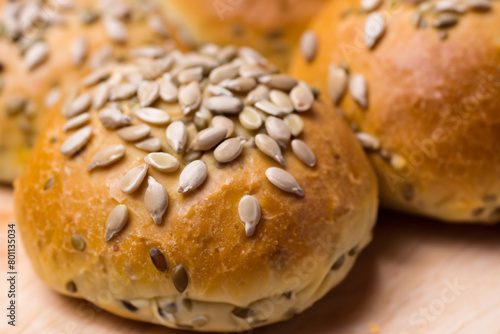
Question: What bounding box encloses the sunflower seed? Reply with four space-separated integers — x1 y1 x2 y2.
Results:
98 108 132 129
246 84 270 104
200 43 220 57
120 164 149 194
254 99 282 116
328 64 348 105
134 107 170 125
391 154 408 171
284 114 304 136
239 46 267 66
172 264 189 293
82 68 111 87
432 13 459 28
291 139 316 167
434 1 467 13
142 56 174 80
356 132 380 150
188 127 227 151
110 83 137 101
70 36 88 67
91 84 109 109
88 144 126 171
166 121 188 154
270 90 294 114
255 134 285 166
191 315 208 327
265 116 291 149
45 87 61 108
177 66 203 84
150 247 169 272
207 84 233 97
239 106 263 130
365 12 385 49
362 0 382 11
265 167 304 196
63 112 90 132
259 74 297 91
148 15 170 38
145 176 168 225
6 97 26 116
104 16 127 43
60 126 92 156
178 160 207 193
299 30 317 63
24 41 48 70
131 46 166 59
118 124 151 142
210 116 234 137
217 45 238 62
144 152 179 172
204 96 243 114
220 77 257 93
71 235 86 251
239 195 261 236
465 0 492 11
104 204 129 241
194 107 212 130
214 137 245 163
239 64 269 78
179 81 201 115
67 93 92 118
349 74 368 109
135 137 161 152
290 83 314 112
159 76 179 102
137 81 160 107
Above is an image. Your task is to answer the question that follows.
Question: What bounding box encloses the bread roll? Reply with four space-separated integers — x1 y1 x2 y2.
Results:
289 0 500 223
0 0 188 184
158 0 327 70
15 46 378 331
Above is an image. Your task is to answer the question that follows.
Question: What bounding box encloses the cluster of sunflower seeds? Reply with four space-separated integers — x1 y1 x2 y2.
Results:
59 45 319 243
1 0 174 131
358 0 493 47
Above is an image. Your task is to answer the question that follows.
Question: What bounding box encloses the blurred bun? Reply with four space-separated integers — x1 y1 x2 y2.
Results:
290 0 500 223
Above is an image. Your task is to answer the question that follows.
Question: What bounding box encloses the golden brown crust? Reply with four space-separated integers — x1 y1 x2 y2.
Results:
289 0 500 223
15 51 377 330
159 0 326 69
0 0 189 183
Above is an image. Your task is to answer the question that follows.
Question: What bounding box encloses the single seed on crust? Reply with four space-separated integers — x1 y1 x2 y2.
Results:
291 139 316 167
137 81 160 107
365 12 386 49
188 127 227 151
214 137 245 163
239 106 263 130
178 160 207 193
172 264 189 293
145 176 168 225
135 137 162 152
117 124 151 142
328 64 348 105
284 114 304 136
144 152 179 172
265 116 291 149
349 74 368 109
60 126 92 156
67 93 92 118
179 81 201 115
88 144 126 171
290 83 314 112
166 121 188 154
71 235 86 251
150 247 169 272
204 96 244 114
98 108 132 129
255 134 285 166
210 115 234 137
63 112 90 132
299 30 318 62
265 167 304 196
134 107 171 125
239 195 261 236
120 164 149 194
24 41 48 70
104 204 129 242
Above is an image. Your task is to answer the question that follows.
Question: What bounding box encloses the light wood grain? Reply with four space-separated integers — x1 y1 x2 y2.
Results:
1 186 499 334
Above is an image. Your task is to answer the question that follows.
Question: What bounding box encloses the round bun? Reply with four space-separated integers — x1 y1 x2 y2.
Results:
0 0 188 184
15 46 378 331
158 0 326 70
289 0 500 223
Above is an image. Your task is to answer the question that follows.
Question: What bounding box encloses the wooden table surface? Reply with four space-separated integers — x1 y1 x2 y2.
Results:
1 186 499 334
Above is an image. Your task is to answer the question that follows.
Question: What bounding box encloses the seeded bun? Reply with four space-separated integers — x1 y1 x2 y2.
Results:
15 46 378 331
158 0 326 70
0 0 189 184
289 0 500 223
